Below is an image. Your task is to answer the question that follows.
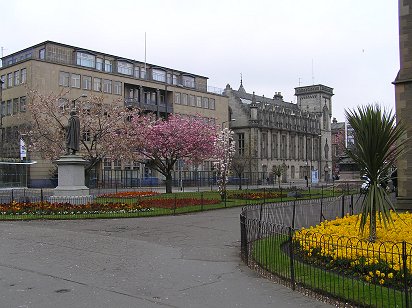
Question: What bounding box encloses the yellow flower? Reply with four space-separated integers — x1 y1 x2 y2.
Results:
380 273 385 278
365 276 371 282
369 271 374 277
388 273 394 279
376 270 381 276
379 279 385 285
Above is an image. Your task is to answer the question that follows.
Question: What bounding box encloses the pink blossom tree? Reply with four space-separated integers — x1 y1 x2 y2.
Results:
213 128 236 199
21 89 132 177
109 114 218 193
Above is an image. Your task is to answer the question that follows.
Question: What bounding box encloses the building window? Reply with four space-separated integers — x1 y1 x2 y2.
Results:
113 159 121 170
272 133 278 158
281 135 287 159
141 67 146 79
39 48 45 60
14 71 20 86
189 95 195 107
7 73 13 88
202 97 209 109
104 158 112 170
82 130 91 142
93 78 102 92
21 68 27 84
182 93 188 106
238 133 245 156
134 67 140 78
105 60 112 72
167 73 172 84
196 96 202 108
290 135 296 160
262 133 268 158
172 74 178 85
0 101 5 116
19 96 26 112
96 57 103 71
174 92 181 104
13 98 19 114
6 100 12 115
117 61 133 75
114 81 122 95
71 74 81 88
209 98 215 110
152 69 166 82
1 75 5 89
82 76 92 90
182 75 195 88
103 79 112 93
76 52 95 68
59 72 70 87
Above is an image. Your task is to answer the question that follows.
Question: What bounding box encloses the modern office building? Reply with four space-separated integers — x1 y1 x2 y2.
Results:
0 41 229 187
224 81 333 184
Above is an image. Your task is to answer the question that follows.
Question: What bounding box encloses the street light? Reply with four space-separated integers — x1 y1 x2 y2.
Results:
221 118 236 129
71 94 87 109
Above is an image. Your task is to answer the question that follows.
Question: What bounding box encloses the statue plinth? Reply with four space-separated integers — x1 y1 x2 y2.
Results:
52 155 92 204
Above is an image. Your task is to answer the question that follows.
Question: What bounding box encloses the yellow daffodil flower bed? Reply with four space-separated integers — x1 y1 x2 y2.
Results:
293 212 412 289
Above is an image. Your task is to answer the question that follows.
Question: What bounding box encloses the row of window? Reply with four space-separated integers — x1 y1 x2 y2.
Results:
75 51 196 88
1 68 27 89
59 71 122 95
237 132 320 161
0 96 27 116
174 92 215 110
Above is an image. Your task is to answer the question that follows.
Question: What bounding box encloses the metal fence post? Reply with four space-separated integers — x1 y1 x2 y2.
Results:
173 195 177 215
41 188 43 203
320 185 324 223
289 226 296 290
201 192 204 211
263 187 266 205
280 187 283 202
341 195 345 218
350 194 354 215
292 199 296 230
240 214 248 264
402 241 409 308
11 189 14 202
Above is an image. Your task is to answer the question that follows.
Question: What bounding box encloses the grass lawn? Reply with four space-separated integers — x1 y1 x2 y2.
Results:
252 235 407 308
0 186 354 221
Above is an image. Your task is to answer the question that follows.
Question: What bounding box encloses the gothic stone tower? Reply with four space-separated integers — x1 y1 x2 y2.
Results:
394 0 412 210
295 85 334 181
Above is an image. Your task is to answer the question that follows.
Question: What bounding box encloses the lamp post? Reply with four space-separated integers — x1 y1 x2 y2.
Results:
221 118 236 129
71 93 87 109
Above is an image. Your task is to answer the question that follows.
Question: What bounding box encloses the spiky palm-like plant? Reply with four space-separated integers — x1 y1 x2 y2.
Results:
345 105 406 242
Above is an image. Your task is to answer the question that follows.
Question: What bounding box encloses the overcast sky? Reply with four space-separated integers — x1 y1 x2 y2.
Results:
1 0 399 122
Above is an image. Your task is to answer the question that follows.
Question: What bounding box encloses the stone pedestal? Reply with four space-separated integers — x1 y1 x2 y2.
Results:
52 155 92 204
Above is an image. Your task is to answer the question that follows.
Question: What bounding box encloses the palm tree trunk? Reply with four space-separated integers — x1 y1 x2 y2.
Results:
369 205 377 242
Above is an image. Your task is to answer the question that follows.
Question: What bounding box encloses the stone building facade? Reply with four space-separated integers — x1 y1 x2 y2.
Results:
224 81 333 184
0 41 228 187
394 0 412 210
331 118 346 178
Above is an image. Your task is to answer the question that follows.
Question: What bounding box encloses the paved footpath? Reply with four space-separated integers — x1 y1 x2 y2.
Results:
0 208 331 308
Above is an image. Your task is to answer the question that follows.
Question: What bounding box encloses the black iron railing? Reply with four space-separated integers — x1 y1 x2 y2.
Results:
240 194 410 307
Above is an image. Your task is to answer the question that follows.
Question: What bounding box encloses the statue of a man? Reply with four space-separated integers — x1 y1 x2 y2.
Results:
66 109 80 155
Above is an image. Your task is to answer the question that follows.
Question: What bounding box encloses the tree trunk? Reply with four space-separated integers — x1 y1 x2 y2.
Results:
369 205 377 242
165 172 173 194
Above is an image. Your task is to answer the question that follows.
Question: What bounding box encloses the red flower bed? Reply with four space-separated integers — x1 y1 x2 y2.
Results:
98 191 159 198
0 197 221 215
228 191 286 200
140 198 220 209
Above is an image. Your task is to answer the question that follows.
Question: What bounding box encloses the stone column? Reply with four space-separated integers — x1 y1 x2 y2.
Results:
394 0 412 210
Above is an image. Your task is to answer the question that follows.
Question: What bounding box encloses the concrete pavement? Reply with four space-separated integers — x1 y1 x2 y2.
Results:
0 207 331 308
